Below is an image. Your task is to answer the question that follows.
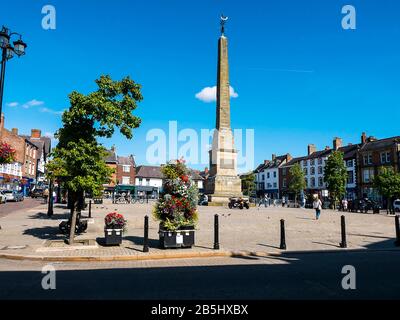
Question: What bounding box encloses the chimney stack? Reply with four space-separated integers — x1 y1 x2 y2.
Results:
308 144 316 155
11 128 18 135
286 153 293 162
361 132 367 144
272 154 276 161
325 146 331 150
111 145 116 152
31 129 41 139
333 137 342 150
204 167 209 174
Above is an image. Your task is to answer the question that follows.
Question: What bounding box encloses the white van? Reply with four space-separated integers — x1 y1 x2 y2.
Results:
394 199 400 213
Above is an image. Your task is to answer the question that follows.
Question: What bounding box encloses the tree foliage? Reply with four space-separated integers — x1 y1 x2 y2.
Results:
48 75 142 195
324 151 348 206
288 163 306 199
373 167 400 212
47 75 143 242
241 173 256 196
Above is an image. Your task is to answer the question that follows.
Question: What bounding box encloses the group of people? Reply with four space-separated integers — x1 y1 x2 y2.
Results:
257 193 325 220
42 188 57 204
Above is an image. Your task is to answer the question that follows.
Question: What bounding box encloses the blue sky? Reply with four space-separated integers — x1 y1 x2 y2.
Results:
1 0 400 172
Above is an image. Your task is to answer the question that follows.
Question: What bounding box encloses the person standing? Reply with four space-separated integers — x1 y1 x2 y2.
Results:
282 197 286 207
43 188 49 204
313 196 323 220
342 198 348 211
264 194 268 208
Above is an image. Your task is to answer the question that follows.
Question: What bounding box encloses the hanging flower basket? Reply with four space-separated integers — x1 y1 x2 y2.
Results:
153 158 199 249
0 142 16 165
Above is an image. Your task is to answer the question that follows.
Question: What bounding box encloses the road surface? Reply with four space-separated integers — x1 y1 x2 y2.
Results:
0 250 399 299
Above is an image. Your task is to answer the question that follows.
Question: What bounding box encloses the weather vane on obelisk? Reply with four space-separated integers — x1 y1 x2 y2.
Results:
220 14 228 35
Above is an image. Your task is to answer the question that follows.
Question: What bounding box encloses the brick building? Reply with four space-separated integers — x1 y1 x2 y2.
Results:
357 133 400 203
21 129 52 184
104 146 118 190
116 155 136 185
0 115 41 192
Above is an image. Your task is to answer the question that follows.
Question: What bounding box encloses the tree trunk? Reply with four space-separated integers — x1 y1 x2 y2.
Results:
68 191 78 245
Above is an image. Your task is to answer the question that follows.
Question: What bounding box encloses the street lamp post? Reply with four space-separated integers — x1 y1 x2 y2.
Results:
0 26 27 121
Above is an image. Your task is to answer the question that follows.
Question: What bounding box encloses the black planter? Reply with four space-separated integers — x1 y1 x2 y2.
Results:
104 228 123 246
159 225 195 249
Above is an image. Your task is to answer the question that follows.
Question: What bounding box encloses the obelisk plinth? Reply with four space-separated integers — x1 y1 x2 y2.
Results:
205 15 242 203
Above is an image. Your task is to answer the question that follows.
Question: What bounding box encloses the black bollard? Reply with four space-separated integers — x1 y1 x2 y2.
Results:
47 179 54 217
340 215 347 248
143 215 149 252
395 215 400 247
214 214 220 250
88 200 92 218
279 219 286 250
146 194 149 204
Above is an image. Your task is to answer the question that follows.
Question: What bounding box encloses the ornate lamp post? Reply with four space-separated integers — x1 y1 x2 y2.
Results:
0 26 27 122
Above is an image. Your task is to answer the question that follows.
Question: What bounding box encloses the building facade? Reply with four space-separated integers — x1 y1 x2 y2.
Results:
255 154 292 199
357 133 400 204
116 155 136 185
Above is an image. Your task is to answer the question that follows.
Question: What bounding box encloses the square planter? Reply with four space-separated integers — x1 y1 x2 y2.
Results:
159 226 195 249
104 228 123 246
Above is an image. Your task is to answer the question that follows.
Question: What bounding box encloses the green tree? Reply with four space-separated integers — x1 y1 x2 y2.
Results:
47 75 143 244
373 167 400 214
288 163 306 204
241 173 256 196
324 151 347 209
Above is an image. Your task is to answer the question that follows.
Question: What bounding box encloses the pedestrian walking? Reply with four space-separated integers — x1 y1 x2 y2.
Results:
302 197 306 208
282 197 286 207
313 196 323 220
342 198 348 211
43 188 49 204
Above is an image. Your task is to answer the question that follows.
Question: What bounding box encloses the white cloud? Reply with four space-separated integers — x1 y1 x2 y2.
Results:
22 99 44 109
40 107 64 115
195 86 239 103
6 102 19 107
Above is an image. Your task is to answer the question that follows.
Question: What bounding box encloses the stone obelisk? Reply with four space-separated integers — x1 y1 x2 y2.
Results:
206 15 242 203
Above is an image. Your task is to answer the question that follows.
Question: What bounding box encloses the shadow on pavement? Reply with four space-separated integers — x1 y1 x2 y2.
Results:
22 226 65 240
28 212 70 220
0 243 400 299
124 235 160 249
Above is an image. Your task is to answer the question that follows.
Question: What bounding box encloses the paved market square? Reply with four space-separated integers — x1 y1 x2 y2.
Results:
0 199 398 260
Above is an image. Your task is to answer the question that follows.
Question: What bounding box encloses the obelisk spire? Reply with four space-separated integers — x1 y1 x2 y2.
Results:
216 14 231 130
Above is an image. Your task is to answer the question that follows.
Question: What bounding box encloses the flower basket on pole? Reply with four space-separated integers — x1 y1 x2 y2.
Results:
153 159 199 249
0 142 16 165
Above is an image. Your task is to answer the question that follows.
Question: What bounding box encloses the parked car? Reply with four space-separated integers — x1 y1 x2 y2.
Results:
349 198 381 213
0 191 7 204
3 190 24 202
30 188 44 198
394 199 400 213
198 194 208 206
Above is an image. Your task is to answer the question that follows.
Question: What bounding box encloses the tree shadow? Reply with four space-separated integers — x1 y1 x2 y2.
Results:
28 212 70 220
22 226 65 240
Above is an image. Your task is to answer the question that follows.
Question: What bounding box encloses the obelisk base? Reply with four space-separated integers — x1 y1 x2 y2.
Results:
206 174 242 204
